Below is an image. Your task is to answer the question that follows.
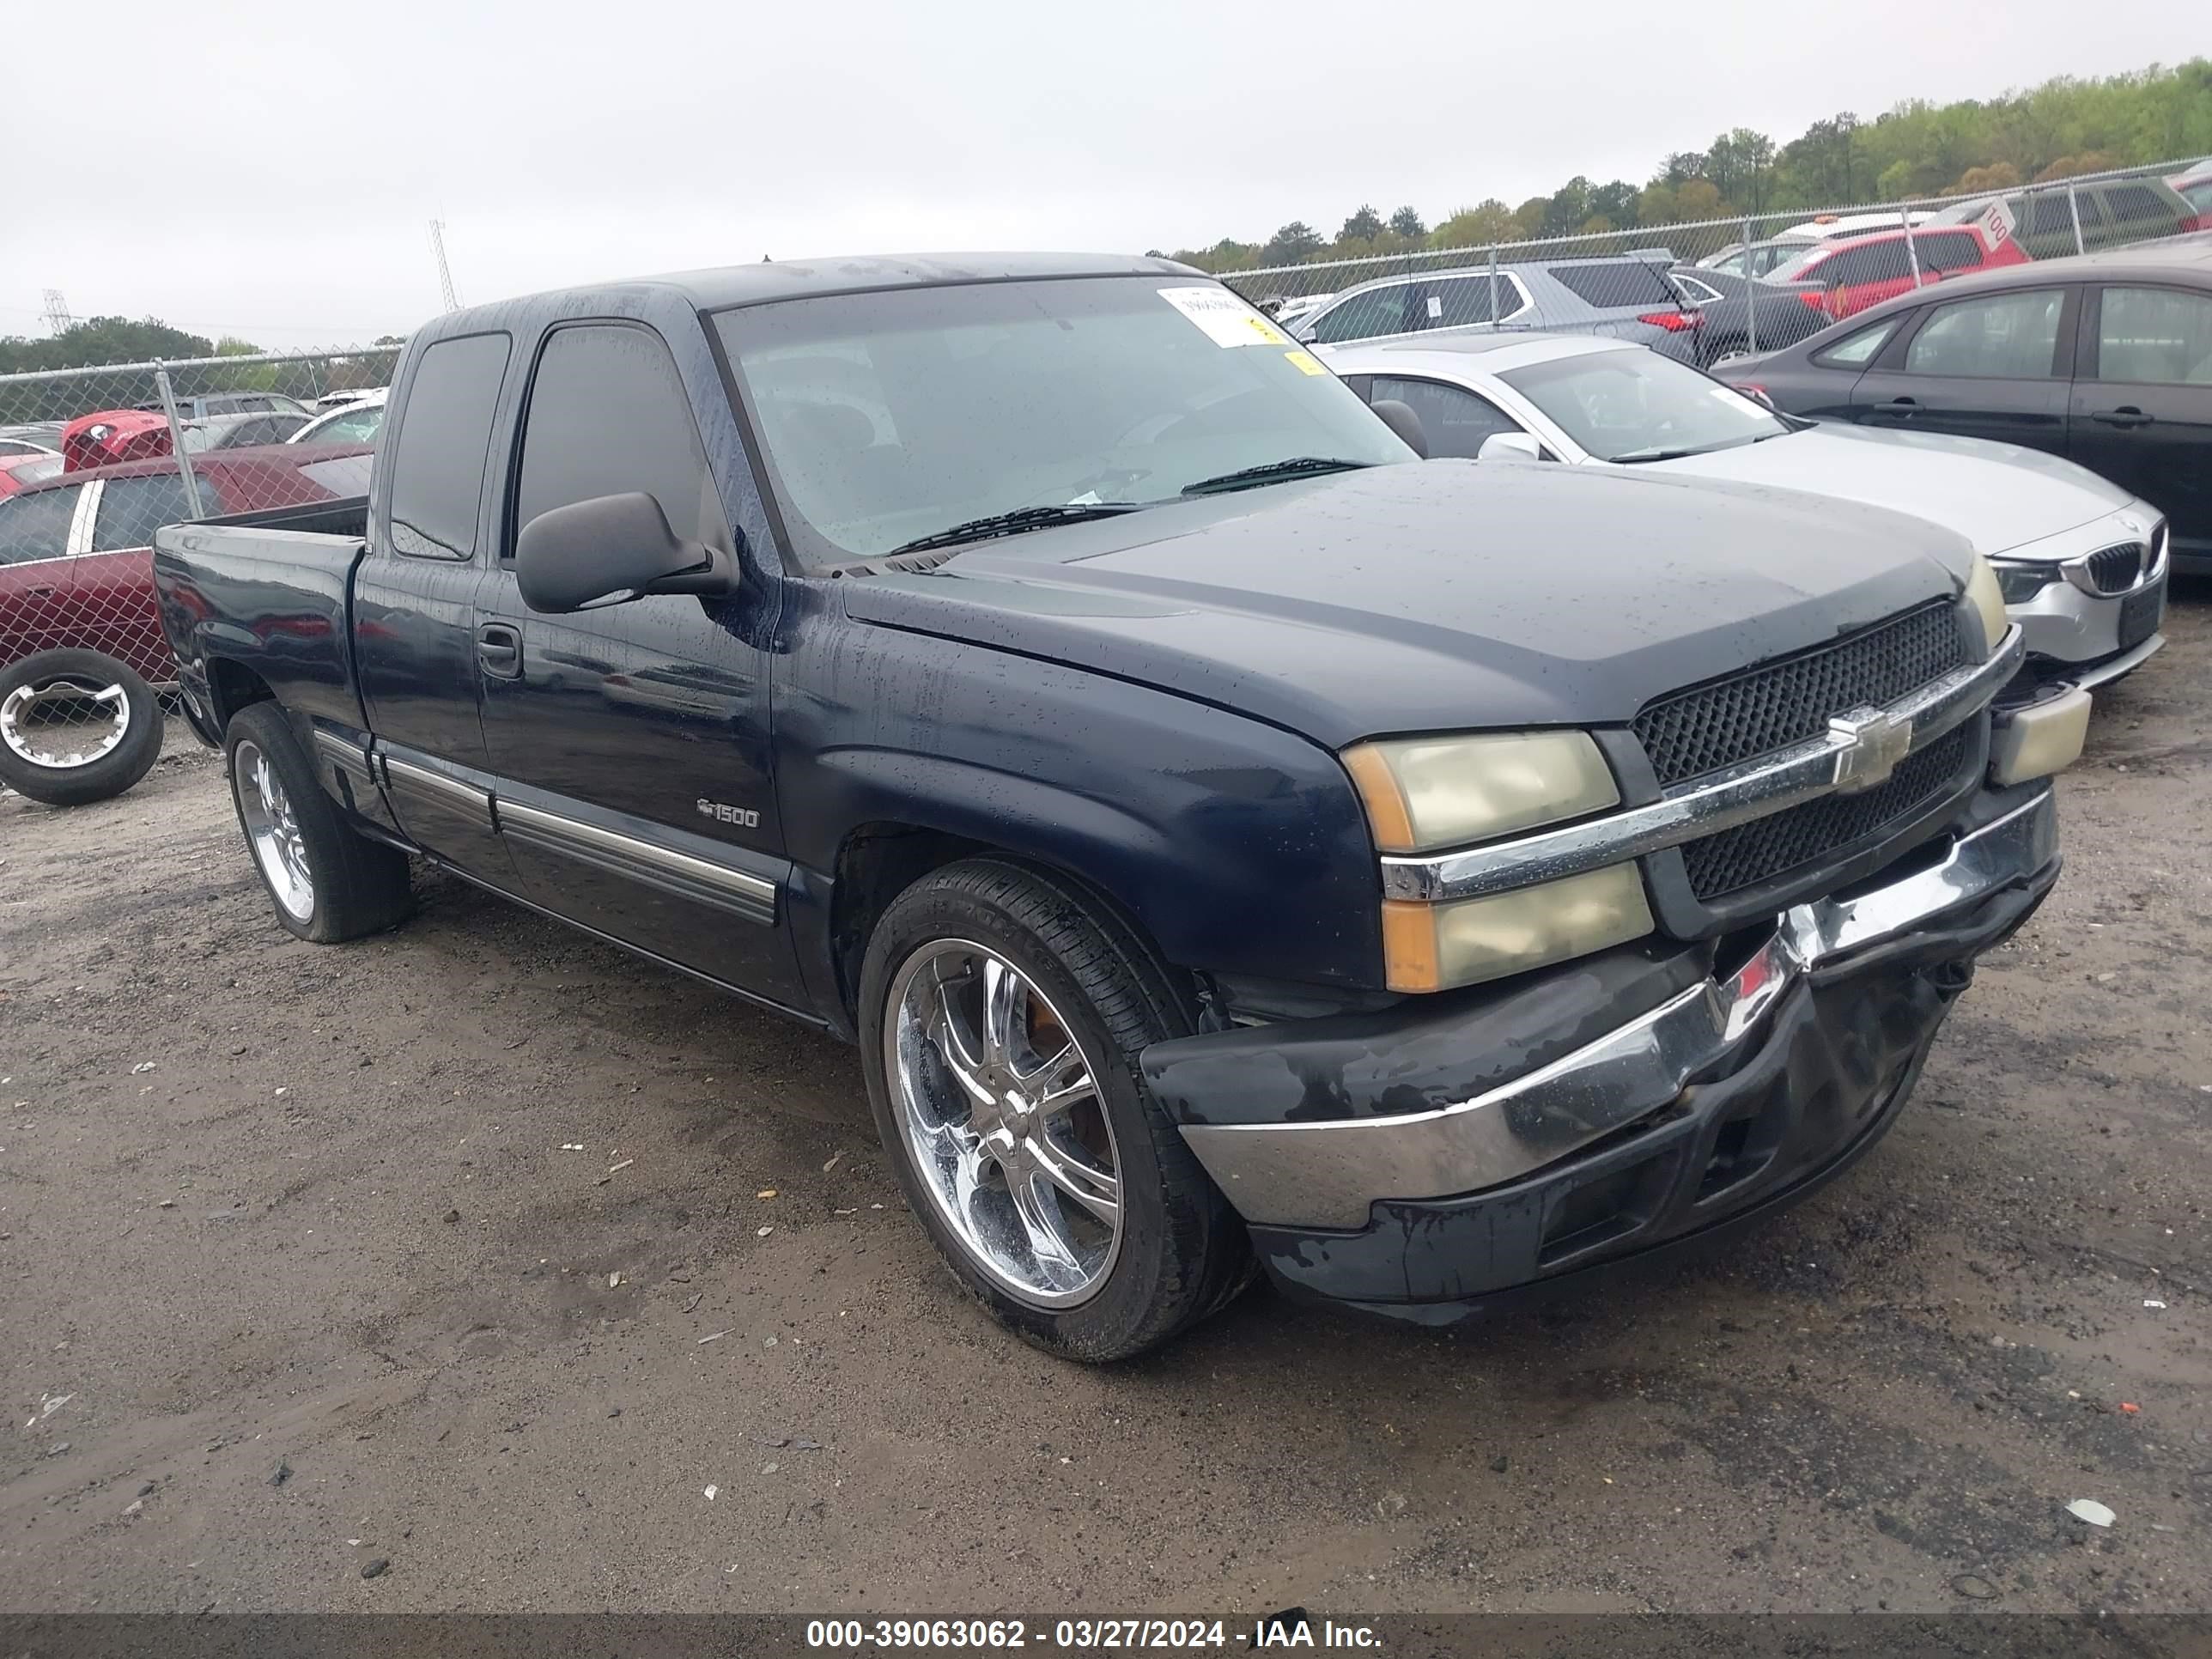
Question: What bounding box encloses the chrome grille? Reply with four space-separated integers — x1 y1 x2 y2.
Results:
1632 604 1970 789
2081 542 2145 596
1680 726 1972 901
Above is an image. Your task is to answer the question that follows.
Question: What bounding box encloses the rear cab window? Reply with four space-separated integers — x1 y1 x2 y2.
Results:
384 332 513 560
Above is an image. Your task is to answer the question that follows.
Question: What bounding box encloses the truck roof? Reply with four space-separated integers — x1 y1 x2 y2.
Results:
437 252 1200 330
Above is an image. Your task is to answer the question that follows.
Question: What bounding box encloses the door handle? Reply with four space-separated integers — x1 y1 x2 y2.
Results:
27 584 60 597
1878 398 1919 417
2090 406 2154 428
476 623 523 679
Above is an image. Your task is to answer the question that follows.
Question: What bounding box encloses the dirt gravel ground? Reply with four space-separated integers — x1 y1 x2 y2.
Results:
2 591 2208 1620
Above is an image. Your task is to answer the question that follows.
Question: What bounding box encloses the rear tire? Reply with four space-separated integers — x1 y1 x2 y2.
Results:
858 858 1251 1361
0 648 163 806
224 702 411 942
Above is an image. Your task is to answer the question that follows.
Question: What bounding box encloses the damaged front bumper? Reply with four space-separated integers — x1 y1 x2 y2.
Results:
1142 784 2061 1316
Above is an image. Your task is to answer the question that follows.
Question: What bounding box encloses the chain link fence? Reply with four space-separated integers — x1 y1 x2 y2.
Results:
1217 155 2208 367
0 346 391 793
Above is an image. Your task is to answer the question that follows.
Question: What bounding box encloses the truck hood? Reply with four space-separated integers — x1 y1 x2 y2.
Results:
1647 422 2132 556
838 459 1976 750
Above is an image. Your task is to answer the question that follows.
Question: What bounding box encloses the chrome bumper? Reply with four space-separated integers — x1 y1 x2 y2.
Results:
1182 787 2058 1230
2063 632 2165 691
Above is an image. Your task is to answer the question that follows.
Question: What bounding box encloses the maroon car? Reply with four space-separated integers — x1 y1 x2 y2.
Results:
0 446 373 682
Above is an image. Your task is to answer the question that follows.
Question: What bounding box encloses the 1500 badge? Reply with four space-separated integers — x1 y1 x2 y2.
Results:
697 799 760 829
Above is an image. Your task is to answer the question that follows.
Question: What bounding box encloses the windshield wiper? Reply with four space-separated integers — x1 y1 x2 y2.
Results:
1180 457 1372 497
886 502 1147 557
1610 447 1710 464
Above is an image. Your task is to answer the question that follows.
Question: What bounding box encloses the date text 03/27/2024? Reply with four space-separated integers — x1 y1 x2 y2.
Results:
804 1615 1380 1649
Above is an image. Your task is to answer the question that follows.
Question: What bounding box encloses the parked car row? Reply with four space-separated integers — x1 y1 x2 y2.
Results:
1280 171 2203 374
1721 240 2210 575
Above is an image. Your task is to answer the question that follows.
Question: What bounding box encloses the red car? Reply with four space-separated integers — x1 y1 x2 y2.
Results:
1768 222 2030 321
61 409 174 472
0 447 373 682
0 452 64 499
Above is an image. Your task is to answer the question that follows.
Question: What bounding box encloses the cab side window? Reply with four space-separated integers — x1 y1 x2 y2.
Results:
510 324 726 553
385 331 513 560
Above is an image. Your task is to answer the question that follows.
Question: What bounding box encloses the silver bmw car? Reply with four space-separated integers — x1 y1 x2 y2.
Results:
1325 331 2169 690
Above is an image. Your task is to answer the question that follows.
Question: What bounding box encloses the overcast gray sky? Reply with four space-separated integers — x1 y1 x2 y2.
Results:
1 0 2197 350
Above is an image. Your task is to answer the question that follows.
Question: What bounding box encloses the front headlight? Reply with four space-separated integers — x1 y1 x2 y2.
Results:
1965 552 2010 657
1341 730 1619 854
1345 730 1650 992
1990 557 2059 605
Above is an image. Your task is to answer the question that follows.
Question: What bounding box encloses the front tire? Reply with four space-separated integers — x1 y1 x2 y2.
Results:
224 702 411 942
0 648 163 806
858 859 1250 1361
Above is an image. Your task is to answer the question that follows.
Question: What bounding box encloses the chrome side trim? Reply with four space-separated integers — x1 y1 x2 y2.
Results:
311 727 374 779
497 799 778 921
1381 625 2024 904
382 755 494 825
1184 787 2057 1229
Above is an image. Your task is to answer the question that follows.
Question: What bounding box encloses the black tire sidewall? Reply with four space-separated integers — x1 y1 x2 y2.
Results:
859 862 1236 1360
0 649 163 807
223 702 377 943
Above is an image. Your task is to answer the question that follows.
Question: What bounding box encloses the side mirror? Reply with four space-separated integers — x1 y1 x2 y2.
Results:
514 491 735 614
1370 398 1429 459
1477 431 1547 463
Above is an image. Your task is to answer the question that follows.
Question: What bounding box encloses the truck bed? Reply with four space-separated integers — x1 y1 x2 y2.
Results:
152 497 373 743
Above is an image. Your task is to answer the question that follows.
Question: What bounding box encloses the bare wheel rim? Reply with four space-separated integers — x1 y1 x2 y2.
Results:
884 939 1123 1309
234 739 315 921
0 677 131 770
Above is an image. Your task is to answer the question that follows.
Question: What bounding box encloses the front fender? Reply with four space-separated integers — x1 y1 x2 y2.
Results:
775 617 1383 1003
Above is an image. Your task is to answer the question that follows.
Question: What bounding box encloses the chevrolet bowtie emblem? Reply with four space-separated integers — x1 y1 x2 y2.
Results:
1829 707 1913 793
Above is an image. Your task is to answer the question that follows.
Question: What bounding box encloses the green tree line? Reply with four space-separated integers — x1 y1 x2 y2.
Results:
1163 59 2212 273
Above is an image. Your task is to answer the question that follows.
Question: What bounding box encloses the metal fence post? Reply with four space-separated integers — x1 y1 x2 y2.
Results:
154 365 205 521
1486 245 1500 331
2066 183 2087 255
1741 214 1757 355
1901 206 1923 291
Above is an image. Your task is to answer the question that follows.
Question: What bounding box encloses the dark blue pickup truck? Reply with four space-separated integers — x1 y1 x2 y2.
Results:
154 253 2088 1359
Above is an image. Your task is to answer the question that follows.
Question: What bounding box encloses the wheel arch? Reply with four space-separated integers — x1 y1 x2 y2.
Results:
822 817 1196 1038
203 656 277 733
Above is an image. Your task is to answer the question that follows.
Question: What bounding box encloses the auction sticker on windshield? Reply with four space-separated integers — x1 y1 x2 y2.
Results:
1159 287 1291 347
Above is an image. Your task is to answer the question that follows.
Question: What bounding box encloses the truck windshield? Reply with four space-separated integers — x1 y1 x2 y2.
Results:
714 276 1412 567
1500 349 1792 463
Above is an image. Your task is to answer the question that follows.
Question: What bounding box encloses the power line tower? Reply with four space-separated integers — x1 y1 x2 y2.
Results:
428 220 459 313
40 289 75 334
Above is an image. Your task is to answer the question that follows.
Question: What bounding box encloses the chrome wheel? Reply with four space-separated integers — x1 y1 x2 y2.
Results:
234 739 315 921
884 940 1122 1308
0 676 131 770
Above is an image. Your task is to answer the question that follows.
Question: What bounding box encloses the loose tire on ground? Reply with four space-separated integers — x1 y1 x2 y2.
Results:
858 857 1251 1361
223 702 412 943
0 648 164 807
